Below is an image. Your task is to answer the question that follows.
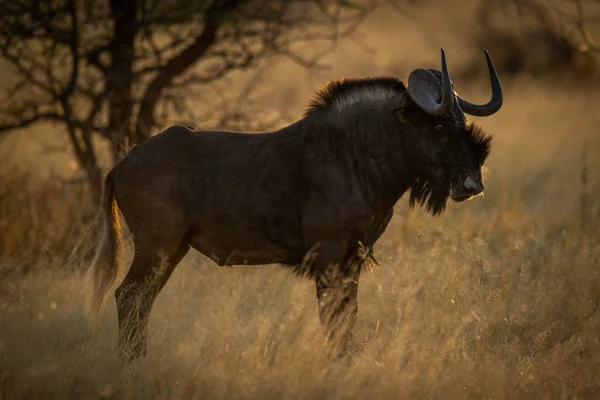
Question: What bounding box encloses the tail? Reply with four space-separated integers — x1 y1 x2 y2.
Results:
86 169 122 316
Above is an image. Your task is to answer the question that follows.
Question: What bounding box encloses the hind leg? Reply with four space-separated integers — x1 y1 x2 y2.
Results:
115 241 189 360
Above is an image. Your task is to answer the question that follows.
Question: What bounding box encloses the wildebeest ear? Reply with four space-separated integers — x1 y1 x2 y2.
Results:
393 106 409 123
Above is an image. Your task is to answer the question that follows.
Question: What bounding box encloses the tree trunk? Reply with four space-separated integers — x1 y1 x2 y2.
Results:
107 0 138 162
85 160 103 202
79 128 102 204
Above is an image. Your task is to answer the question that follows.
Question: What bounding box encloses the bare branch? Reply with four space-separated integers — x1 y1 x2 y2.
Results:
0 111 63 133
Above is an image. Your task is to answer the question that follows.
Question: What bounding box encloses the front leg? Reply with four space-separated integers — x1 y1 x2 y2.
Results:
316 267 360 354
311 241 362 356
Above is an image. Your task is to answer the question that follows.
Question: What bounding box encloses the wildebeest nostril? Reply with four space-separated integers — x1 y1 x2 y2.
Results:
464 176 483 194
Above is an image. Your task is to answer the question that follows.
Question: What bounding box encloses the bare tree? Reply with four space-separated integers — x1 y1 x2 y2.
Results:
0 0 375 199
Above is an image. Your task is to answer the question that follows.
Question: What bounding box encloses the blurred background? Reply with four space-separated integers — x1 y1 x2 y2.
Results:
1 1 600 399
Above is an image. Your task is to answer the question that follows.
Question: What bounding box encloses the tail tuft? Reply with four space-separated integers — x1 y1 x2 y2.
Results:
86 169 121 316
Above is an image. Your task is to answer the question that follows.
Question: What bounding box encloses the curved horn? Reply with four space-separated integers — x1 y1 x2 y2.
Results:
457 50 503 117
408 48 455 117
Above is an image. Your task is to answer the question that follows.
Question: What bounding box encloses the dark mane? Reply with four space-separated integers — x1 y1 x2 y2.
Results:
304 77 407 116
466 123 492 165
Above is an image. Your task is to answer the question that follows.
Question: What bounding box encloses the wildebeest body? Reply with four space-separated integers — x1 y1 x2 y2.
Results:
115 112 399 272
88 49 504 360
115 128 305 267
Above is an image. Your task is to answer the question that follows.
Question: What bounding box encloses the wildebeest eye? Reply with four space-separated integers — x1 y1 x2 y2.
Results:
393 107 408 123
434 125 443 132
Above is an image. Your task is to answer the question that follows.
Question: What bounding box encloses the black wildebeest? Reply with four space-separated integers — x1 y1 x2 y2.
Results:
88 49 503 360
